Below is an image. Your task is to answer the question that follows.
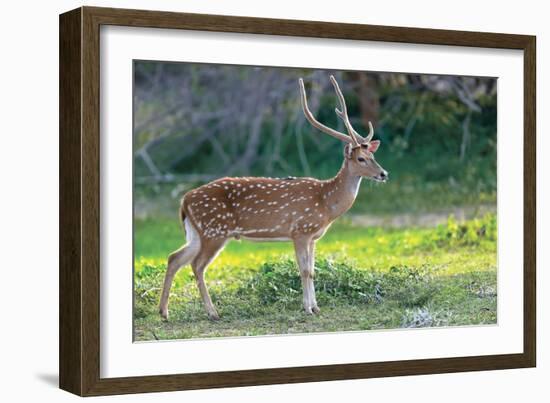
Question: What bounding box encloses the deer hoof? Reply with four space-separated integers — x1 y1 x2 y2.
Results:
159 308 169 321
312 305 321 314
304 306 314 315
207 311 220 321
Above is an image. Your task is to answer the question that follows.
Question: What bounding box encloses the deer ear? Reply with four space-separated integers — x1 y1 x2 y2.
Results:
344 144 353 159
367 140 380 153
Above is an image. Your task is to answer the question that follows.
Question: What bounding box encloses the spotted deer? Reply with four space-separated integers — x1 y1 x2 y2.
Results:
159 75 388 320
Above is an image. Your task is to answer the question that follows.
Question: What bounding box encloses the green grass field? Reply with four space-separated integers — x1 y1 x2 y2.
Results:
133 213 497 341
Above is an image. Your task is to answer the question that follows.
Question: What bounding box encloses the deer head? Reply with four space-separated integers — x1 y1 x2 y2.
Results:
299 75 388 183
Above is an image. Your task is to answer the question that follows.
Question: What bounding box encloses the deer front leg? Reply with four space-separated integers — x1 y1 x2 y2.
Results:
308 240 320 314
294 237 316 315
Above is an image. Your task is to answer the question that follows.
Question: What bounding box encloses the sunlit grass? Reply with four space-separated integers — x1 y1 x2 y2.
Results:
135 216 496 278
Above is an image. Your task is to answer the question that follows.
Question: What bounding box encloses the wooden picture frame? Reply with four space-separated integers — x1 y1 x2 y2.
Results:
59 6 536 396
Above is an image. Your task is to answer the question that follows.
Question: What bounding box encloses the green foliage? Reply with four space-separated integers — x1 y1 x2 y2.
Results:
134 64 497 217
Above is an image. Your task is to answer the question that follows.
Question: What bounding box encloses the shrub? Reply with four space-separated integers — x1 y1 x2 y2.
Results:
134 263 165 305
240 259 385 305
385 265 440 308
433 213 496 247
240 259 440 308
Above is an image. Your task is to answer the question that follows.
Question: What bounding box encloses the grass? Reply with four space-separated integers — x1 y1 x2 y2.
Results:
133 213 497 341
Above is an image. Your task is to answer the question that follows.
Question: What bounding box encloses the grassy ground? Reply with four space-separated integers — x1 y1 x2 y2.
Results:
133 213 497 341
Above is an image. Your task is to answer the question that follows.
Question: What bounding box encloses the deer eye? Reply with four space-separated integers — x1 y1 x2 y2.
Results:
358 157 366 163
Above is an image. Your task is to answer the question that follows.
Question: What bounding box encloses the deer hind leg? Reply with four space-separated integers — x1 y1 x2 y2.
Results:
191 238 227 321
159 219 200 320
294 237 317 315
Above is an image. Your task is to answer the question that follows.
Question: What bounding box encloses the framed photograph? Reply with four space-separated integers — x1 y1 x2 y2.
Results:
59 6 536 396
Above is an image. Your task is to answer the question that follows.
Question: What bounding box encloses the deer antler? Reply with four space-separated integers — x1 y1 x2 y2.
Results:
329 75 375 144
365 121 375 143
329 75 363 145
299 78 356 145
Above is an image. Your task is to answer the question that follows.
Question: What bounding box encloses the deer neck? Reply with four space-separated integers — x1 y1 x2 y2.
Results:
324 159 362 220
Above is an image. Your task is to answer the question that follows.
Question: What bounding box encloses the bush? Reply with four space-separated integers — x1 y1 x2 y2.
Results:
385 265 440 307
240 259 385 305
433 213 496 247
239 259 442 309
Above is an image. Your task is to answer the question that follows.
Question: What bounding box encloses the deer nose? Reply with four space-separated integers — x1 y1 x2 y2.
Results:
380 170 388 179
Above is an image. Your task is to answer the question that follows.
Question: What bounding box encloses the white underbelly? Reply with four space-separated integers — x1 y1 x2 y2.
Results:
239 235 292 242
